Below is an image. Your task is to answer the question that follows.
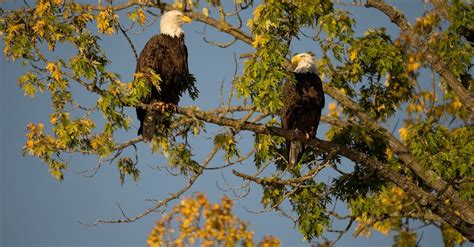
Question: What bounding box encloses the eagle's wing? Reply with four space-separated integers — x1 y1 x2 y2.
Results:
281 73 324 167
135 35 167 138
135 35 166 76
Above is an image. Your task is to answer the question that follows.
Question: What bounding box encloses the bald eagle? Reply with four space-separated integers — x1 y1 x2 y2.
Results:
135 10 197 140
281 53 325 167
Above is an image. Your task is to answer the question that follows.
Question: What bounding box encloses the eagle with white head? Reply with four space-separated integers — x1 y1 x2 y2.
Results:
281 52 325 167
135 10 197 140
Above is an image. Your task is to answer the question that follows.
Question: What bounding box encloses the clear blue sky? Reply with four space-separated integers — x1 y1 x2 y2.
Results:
1 0 449 246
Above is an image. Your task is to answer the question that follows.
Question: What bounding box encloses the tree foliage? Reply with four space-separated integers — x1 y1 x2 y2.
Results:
1 0 473 245
147 193 280 247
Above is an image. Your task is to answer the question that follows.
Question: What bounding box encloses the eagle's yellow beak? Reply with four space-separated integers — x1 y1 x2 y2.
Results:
291 56 301 66
182 16 192 23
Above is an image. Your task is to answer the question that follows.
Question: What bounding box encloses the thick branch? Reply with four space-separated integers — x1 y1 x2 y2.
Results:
365 0 411 31
176 105 474 240
187 11 253 45
87 1 254 45
324 85 474 225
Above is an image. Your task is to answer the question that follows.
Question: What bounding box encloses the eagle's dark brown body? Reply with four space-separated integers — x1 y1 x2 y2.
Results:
135 34 190 139
281 72 325 167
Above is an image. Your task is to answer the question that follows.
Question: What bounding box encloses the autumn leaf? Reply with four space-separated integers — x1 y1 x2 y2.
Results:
46 63 62 81
96 9 118 35
398 127 408 141
349 49 358 61
32 20 46 37
452 97 463 109
202 7 209 17
328 102 339 118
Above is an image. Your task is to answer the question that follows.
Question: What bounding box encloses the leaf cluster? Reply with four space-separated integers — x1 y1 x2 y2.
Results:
332 29 413 120
237 0 333 113
405 121 474 200
147 193 280 247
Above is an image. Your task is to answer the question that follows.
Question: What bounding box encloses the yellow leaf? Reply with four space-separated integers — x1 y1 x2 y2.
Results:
202 7 209 17
46 62 62 81
452 97 462 109
78 13 94 23
349 49 358 61
173 1 184 9
398 127 408 141
3 46 9 56
134 72 145 79
35 1 51 15
46 63 56 72
26 139 35 149
376 104 386 112
50 116 58 125
328 102 339 118
32 20 46 37
373 221 391 235
385 148 393 160
139 11 146 25
96 9 117 35
407 62 420 72
406 53 420 72
7 23 24 35
384 75 391 87
252 34 262 48
339 88 347 95
253 5 264 21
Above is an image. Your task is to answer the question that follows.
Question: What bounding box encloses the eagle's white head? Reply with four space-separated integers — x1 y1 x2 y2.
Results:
160 10 192 37
291 53 317 73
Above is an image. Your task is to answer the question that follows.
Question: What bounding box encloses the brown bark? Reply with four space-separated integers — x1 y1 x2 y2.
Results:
174 105 474 241
324 86 474 226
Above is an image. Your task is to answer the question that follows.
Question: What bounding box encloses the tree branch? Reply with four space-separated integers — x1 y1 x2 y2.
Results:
324 85 474 226
84 142 219 225
175 105 474 240
86 1 254 45
366 0 473 114
187 11 253 45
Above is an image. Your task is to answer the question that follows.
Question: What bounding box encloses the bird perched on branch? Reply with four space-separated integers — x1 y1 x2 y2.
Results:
135 10 198 141
281 52 325 167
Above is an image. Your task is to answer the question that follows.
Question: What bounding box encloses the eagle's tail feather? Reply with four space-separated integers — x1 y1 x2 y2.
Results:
288 141 304 168
137 123 143 136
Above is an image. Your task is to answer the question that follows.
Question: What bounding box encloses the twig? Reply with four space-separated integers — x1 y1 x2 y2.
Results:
118 23 138 61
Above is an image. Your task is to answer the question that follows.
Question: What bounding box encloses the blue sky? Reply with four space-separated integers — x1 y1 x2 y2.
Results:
1 0 449 246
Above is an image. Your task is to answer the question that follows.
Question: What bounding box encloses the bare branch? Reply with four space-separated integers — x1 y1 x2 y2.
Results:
84 138 219 225
232 158 332 187
198 147 255 170
118 23 138 61
199 24 238 48
365 0 411 31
